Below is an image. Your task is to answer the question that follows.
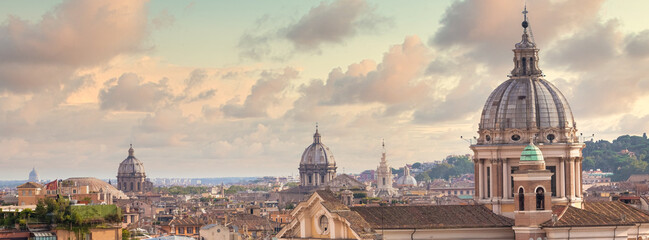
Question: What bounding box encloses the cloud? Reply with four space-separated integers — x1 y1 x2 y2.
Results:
238 0 389 60
184 69 208 91
617 114 649 134
284 0 386 51
0 0 149 93
287 36 430 120
431 0 604 66
99 73 173 112
151 10 175 30
546 20 622 71
221 68 298 118
625 30 649 58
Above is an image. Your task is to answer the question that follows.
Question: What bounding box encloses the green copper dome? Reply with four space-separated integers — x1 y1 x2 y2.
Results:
521 143 544 161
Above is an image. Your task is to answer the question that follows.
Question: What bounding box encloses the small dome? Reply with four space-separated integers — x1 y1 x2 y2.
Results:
396 175 417 186
396 165 417 186
300 129 336 166
521 141 544 162
118 145 146 177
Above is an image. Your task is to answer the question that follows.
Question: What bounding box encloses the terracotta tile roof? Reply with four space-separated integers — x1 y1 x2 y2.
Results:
542 205 633 227
315 190 349 212
627 174 649 182
350 205 513 229
584 201 649 223
336 211 375 238
229 213 275 231
168 217 211 226
17 182 43 189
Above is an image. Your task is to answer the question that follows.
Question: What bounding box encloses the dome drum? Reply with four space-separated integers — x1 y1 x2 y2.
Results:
477 127 577 145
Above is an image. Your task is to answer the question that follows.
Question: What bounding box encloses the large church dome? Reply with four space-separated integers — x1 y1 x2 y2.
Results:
300 129 336 166
117 145 146 177
28 167 40 182
477 23 577 145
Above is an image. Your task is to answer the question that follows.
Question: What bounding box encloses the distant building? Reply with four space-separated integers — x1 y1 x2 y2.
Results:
279 126 368 208
395 165 417 188
28 167 40 183
582 169 612 184
299 127 336 187
17 177 125 206
117 145 153 194
375 141 397 197
16 182 43 206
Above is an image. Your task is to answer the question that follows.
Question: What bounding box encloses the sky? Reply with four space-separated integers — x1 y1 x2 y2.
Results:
1 0 649 180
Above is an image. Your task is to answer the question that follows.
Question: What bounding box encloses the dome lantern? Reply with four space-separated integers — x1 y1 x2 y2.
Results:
477 8 577 145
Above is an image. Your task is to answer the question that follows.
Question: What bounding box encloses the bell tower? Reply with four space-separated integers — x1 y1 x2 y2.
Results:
512 138 553 240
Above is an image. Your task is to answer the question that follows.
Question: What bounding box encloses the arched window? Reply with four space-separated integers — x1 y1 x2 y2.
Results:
522 58 527 75
308 175 312 184
536 187 545 210
130 182 134 191
529 57 534 73
382 177 386 186
518 187 525 211
137 182 141 191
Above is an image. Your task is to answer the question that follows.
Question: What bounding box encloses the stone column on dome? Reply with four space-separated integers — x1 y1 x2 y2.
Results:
495 159 503 199
502 159 508 199
474 158 480 200
476 159 485 199
576 159 582 197
567 158 575 199
558 158 565 197
487 159 493 199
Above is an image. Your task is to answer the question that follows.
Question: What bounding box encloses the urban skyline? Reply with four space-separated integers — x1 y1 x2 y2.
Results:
1 0 649 180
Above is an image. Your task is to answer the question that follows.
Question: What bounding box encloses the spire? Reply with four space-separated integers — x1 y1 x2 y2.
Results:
128 144 134 157
313 123 321 143
381 139 387 163
522 3 528 30
511 4 541 77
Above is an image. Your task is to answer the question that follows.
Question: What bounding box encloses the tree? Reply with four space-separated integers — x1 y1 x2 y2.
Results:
415 172 431 182
411 162 422 169
225 185 246 194
122 229 131 240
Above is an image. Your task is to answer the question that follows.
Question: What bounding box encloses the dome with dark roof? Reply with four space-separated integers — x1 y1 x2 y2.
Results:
477 24 577 145
118 145 146 177
300 129 336 166
480 78 575 131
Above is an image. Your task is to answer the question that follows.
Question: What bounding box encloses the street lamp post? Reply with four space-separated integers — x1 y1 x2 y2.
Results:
460 136 477 145
580 133 595 143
